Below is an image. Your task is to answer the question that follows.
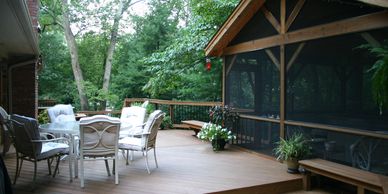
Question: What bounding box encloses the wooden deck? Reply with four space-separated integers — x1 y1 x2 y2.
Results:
2 129 304 194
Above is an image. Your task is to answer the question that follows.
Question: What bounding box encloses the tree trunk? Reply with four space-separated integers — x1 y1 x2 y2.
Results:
61 0 89 110
101 0 132 109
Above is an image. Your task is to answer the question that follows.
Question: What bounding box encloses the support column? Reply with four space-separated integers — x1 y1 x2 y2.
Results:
280 0 286 138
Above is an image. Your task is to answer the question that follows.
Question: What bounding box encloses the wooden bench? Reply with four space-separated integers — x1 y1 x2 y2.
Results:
181 120 206 135
299 158 388 194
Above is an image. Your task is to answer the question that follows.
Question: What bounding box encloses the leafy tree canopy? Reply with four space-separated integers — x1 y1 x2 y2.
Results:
39 0 239 110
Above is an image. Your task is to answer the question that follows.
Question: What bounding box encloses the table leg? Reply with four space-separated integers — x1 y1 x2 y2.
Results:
74 135 78 178
69 134 73 182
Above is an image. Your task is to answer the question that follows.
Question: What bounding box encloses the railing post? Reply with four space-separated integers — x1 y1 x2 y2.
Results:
169 105 174 124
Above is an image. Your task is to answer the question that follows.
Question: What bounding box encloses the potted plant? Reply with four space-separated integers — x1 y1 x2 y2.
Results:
197 122 236 151
274 132 311 173
209 105 239 129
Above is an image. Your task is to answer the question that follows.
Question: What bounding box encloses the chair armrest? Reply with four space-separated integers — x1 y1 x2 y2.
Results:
31 137 69 144
127 124 146 136
40 132 56 140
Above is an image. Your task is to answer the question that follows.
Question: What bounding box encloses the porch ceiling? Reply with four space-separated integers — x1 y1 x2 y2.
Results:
0 0 39 63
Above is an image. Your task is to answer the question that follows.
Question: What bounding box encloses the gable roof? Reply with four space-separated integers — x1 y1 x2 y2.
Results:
205 0 388 57
205 0 264 57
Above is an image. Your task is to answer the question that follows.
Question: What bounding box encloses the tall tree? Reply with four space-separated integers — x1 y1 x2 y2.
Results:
102 0 133 109
40 0 136 110
61 0 89 110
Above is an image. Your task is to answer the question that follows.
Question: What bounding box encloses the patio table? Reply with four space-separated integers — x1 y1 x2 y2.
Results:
39 121 80 182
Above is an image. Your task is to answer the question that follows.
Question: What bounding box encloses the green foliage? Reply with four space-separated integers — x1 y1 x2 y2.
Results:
142 0 238 100
38 110 50 124
160 115 173 129
361 41 388 114
209 105 239 127
38 31 77 105
131 102 143 107
39 0 240 109
197 122 235 141
84 81 119 111
274 133 311 161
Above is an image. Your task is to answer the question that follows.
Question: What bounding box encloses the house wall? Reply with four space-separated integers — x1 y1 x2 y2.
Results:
10 63 38 118
27 0 39 33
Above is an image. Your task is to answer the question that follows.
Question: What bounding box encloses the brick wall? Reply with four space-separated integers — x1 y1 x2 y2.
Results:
27 0 39 33
27 0 40 118
11 64 37 117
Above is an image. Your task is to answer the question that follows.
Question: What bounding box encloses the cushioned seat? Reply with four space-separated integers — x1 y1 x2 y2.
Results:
10 114 69 189
119 110 164 173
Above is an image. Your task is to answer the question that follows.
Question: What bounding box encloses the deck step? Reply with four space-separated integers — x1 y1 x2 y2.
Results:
208 178 302 194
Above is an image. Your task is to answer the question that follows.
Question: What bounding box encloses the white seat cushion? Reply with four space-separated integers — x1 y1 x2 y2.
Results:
118 137 143 150
41 142 69 153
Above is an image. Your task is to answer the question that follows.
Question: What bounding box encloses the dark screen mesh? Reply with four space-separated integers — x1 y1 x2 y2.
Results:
286 125 388 175
286 28 388 131
288 0 383 31
225 48 280 117
233 117 280 156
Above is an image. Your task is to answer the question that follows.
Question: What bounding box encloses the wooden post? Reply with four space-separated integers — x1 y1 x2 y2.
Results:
222 56 226 104
280 0 286 139
169 105 174 123
357 186 365 194
303 172 312 190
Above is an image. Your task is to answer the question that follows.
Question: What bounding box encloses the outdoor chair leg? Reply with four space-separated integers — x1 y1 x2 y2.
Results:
144 151 150 174
32 161 37 190
14 153 19 184
80 157 84 188
47 158 52 175
112 159 115 175
53 156 61 177
104 159 111 176
18 159 24 178
115 156 118 185
153 148 158 168
126 150 129 165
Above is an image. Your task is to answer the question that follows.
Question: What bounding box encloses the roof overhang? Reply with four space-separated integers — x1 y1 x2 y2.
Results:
205 0 387 57
0 0 40 64
358 0 388 8
205 0 265 57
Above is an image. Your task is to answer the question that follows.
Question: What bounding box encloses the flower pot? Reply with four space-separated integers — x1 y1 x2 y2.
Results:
211 138 226 151
286 158 299 174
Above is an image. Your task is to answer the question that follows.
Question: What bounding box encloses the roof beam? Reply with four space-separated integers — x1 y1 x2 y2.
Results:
265 49 280 70
223 11 388 55
261 6 280 33
286 0 306 32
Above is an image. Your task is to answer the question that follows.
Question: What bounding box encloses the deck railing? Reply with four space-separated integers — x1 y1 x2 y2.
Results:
123 98 222 127
76 98 222 127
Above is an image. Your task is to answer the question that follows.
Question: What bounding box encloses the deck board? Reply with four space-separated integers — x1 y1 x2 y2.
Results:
2 129 302 194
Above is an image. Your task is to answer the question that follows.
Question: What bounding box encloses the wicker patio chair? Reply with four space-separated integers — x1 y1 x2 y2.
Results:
119 106 146 138
119 110 164 173
47 104 76 123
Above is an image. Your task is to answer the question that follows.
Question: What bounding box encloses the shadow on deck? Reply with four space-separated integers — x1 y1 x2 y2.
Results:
3 129 303 194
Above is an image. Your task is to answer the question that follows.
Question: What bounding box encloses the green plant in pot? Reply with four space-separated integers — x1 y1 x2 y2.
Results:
274 133 311 173
197 122 236 151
